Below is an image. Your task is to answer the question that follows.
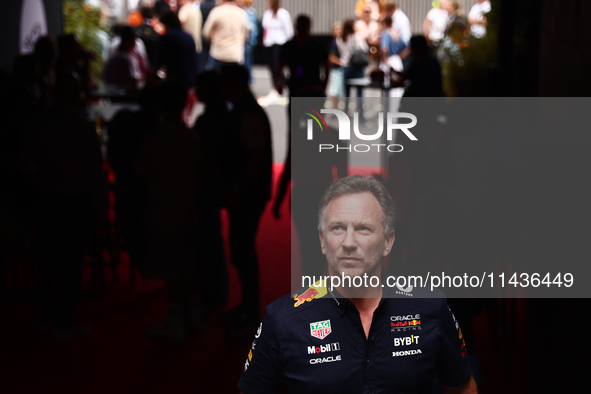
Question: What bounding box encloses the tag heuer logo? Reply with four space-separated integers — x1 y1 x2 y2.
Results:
310 320 332 340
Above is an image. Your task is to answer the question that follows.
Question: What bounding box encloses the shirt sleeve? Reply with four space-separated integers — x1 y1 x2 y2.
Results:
202 8 215 40
399 13 412 45
426 8 437 22
435 298 472 387
261 9 270 29
238 306 283 394
281 9 294 41
380 31 391 50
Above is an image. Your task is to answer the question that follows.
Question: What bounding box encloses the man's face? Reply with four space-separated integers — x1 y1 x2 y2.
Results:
440 0 452 12
362 6 372 22
319 193 395 279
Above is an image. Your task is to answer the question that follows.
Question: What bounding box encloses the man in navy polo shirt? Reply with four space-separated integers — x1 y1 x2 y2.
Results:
239 175 477 393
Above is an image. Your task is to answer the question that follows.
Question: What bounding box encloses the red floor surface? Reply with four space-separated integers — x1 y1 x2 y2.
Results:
0 164 528 393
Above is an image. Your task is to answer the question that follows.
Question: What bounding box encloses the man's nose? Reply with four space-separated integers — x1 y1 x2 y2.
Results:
342 228 357 250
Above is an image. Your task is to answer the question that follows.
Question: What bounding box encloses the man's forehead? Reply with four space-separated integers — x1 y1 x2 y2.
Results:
325 192 382 220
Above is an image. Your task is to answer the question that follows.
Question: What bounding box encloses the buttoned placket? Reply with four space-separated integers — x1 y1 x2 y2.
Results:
343 298 385 394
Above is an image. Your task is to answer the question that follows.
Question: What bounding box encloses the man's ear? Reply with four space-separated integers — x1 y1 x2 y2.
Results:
319 228 327 255
382 230 395 256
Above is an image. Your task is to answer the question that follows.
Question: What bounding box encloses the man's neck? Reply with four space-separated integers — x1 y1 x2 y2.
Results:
335 279 382 339
332 271 383 313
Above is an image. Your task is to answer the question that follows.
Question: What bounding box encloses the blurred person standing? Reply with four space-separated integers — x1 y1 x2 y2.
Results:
445 1 464 27
261 0 293 101
153 0 172 34
275 15 329 98
202 0 249 70
355 0 385 20
218 65 272 337
108 25 149 85
104 26 141 91
392 35 443 97
382 1 411 46
135 6 160 63
423 0 450 48
198 0 216 72
178 0 203 121
108 87 159 280
336 19 368 98
22 73 107 340
468 0 491 38
327 22 344 99
355 4 381 61
136 81 205 341
193 70 230 307
239 0 259 84
380 15 407 72
178 0 203 56
153 11 198 87
129 1 165 37
127 0 154 27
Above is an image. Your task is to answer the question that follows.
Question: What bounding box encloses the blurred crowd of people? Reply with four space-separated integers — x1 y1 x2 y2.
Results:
323 0 491 99
92 0 492 100
99 0 261 94
0 9 273 340
0 0 492 343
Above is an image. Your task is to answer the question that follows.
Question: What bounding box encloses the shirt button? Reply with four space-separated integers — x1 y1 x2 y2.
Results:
366 358 370 363
371 335 375 341
355 325 360 331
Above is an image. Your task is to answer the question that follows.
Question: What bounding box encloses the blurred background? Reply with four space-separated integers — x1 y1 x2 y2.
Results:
0 0 590 393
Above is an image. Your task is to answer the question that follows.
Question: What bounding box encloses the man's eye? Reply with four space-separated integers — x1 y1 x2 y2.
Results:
332 226 343 231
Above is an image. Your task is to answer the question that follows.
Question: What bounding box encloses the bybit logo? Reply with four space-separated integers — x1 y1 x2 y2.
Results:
303 108 417 153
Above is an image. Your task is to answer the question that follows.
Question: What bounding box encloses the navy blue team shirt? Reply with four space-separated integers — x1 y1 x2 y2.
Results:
238 284 472 394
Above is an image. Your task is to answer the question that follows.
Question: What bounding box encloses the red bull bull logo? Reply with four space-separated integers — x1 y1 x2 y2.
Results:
293 287 319 307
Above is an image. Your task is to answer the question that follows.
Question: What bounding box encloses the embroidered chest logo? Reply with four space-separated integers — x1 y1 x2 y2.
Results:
310 319 332 340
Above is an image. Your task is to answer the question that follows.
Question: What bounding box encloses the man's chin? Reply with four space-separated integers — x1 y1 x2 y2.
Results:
329 263 382 283
335 268 368 280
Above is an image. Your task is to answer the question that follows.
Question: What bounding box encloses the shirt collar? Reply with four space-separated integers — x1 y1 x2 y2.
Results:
327 286 387 316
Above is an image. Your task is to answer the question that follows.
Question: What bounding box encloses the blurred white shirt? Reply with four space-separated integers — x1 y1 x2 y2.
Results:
392 8 411 46
261 8 293 47
469 0 491 38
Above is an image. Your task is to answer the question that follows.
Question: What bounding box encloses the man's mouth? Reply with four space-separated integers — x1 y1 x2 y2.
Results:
339 257 361 264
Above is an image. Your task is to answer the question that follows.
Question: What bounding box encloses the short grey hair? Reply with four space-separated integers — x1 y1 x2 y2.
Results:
318 175 395 235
